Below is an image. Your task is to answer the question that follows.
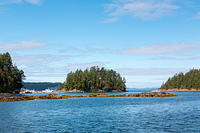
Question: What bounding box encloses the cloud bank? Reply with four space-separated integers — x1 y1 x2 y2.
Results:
116 43 200 55
117 67 192 76
104 0 179 21
13 54 70 65
0 41 47 51
25 0 42 5
0 0 42 5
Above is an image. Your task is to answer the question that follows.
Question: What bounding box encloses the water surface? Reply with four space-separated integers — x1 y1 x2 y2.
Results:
0 90 200 133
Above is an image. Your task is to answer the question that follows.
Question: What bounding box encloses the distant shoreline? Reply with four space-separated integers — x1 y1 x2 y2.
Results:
57 89 125 93
152 89 200 92
20 89 126 94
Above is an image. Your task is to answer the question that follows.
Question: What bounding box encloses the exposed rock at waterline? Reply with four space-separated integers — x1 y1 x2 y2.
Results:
0 92 178 102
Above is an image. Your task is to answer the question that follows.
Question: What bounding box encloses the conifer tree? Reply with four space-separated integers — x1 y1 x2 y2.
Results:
63 66 126 92
160 69 200 90
0 52 25 93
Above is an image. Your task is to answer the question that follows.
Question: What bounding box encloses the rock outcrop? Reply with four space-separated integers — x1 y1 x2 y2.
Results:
0 92 178 102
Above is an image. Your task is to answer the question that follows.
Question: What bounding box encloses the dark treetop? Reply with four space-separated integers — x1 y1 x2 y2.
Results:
63 66 126 92
160 69 200 90
0 52 25 93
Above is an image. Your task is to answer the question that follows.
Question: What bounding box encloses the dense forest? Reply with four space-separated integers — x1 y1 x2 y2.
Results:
63 66 126 92
160 69 200 90
0 52 25 93
23 82 62 91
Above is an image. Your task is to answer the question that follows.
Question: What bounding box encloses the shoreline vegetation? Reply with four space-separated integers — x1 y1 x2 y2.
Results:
0 92 178 102
57 89 125 93
152 89 200 92
160 69 200 91
0 52 24 94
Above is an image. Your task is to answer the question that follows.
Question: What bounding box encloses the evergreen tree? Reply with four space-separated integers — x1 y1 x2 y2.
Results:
63 66 126 92
0 52 25 93
160 69 200 90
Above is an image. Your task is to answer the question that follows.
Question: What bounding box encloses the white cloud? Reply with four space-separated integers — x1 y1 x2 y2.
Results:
0 0 21 5
26 62 105 74
117 67 198 76
65 62 105 71
11 52 106 80
151 55 200 61
116 43 200 55
60 47 111 54
104 0 179 21
102 17 119 23
0 0 42 5
0 41 47 51
24 0 42 5
13 54 70 65
21 62 106 82
125 76 166 88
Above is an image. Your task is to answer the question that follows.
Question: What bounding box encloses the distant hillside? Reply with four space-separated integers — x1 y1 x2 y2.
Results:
23 82 62 91
160 69 200 90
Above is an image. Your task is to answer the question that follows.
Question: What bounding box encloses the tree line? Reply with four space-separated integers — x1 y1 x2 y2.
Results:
160 69 200 90
23 82 62 91
63 66 126 92
0 52 25 93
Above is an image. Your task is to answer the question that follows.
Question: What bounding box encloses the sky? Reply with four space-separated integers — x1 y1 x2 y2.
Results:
0 0 200 88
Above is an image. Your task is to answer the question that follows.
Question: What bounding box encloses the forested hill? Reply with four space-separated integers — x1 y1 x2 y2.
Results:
23 82 62 91
63 66 126 92
160 69 200 90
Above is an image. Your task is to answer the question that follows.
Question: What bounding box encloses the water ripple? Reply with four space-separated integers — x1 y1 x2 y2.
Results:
0 92 200 133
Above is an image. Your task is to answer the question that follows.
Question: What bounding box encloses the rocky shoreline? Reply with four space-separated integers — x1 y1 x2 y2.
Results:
0 92 178 102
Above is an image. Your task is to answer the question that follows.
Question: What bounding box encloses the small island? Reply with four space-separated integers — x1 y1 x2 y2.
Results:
62 66 126 92
156 69 200 92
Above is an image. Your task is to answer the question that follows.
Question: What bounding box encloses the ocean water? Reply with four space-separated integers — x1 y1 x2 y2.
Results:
0 89 200 133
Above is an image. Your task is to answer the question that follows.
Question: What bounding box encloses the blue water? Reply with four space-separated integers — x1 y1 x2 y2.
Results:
0 90 200 133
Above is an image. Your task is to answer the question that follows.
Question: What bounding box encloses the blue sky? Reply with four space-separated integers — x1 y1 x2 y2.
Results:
0 0 200 88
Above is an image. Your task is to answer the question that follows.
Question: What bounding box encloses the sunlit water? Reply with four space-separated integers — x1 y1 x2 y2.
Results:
0 89 200 133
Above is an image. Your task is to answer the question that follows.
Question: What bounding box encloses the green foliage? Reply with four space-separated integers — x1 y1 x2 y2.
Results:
63 66 126 92
57 84 62 90
160 69 200 90
0 52 25 93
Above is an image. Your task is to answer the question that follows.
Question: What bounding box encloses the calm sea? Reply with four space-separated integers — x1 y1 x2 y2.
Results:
0 89 200 133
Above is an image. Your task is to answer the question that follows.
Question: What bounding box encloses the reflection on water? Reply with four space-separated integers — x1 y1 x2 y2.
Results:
0 91 200 133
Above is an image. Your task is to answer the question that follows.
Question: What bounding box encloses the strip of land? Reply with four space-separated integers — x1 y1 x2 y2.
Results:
152 89 200 92
0 92 178 102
